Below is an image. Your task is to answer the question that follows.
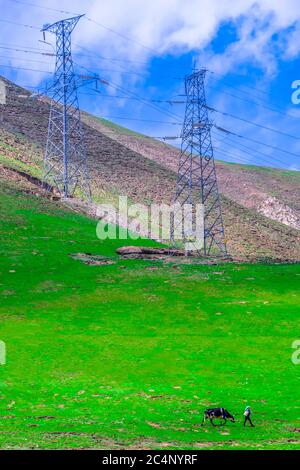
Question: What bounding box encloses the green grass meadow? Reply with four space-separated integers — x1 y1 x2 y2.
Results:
0 181 300 449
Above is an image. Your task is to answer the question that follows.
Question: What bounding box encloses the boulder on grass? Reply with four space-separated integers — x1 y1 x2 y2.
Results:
116 246 143 255
116 246 186 256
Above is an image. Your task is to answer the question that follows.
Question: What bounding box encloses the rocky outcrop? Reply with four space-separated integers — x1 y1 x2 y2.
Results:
258 197 300 230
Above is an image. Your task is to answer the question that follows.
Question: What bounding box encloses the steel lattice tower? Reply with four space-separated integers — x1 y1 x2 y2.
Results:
42 15 91 199
172 68 227 256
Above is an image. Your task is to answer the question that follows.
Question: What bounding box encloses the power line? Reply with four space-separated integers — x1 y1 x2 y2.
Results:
214 147 258 167
0 42 150 66
0 17 40 30
1 59 185 126
76 63 183 122
92 115 181 125
0 41 182 76
80 89 182 104
208 70 271 100
128 73 300 124
151 86 297 160
73 44 151 67
8 0 78 15
0 42 43 50
74 58 182 79
215 148 282 170
0 59 173 83
0 54 54 66
214 124 300 159
207 79 293 119
213 137 284 169
212 74 297 117
79 89 148 101
0 63 52 74
0 50 160 78
84 17 158 55
72 43 190 74
77 65 150 77
0 45 55 56
4 1 184 72
213 133 288 168
207 105 300 141
153 131 285 170
153 131 287 169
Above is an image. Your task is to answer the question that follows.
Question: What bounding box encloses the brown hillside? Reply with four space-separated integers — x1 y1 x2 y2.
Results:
0 77 299 261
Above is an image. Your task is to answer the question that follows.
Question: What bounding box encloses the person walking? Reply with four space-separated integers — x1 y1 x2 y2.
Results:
244 406 255 427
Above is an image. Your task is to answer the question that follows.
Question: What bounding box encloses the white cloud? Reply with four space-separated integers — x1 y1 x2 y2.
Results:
2 0 300 86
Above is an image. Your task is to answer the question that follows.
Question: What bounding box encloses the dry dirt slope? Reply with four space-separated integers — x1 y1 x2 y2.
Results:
0 76 299 260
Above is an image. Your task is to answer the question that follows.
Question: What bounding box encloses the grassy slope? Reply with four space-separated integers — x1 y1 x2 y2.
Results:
0 179 299 450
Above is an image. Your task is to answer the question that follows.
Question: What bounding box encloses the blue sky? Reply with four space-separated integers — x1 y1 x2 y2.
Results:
1 0 300 170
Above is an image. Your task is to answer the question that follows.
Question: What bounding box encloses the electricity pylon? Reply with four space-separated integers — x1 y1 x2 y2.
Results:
171 68 227 256
42 15 91 199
